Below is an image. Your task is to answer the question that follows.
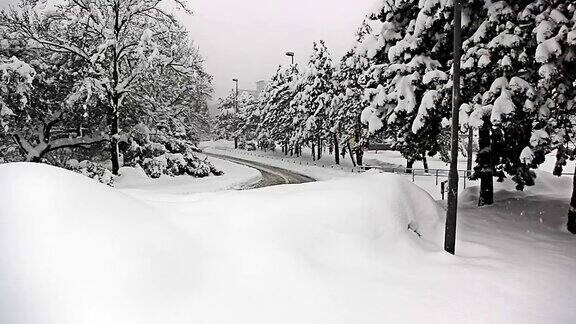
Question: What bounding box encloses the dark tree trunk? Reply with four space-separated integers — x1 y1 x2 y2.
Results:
478 123 493 206
109 104 120 175
356 148 363 166
422 153 429 173
317 136 322 159
568 165 576 234
311 142 316 161
467 127 473 176
406 159 415 174
109 2 121 176
333 133 340 165
347 143 356 167
553 145 565 176
354 131 363 166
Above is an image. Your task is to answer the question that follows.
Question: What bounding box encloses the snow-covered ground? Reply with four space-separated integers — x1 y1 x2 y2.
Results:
1 162 575 323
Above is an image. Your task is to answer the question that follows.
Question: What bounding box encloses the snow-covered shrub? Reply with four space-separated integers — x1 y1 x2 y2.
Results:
65 159 114 186
124 123 221 179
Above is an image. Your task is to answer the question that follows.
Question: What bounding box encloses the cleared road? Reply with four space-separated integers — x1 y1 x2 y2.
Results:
204 152 315 189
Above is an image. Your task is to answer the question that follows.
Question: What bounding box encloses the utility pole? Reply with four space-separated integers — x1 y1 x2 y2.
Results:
232 78 239 149
445 0 462 255
285 51 294 65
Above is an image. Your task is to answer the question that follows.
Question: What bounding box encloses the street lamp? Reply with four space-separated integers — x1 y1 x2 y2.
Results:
285 51 294 65
232 78 239 149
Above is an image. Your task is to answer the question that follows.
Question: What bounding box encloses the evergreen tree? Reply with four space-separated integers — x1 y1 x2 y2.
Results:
331 21 374 165
360 0 454 171
528 1 576 232
258 64 299 153
290 40 335 160
214 91 241 142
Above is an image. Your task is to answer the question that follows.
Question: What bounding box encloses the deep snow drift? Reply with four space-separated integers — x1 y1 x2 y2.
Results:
1 163 576 323
0 163 199 324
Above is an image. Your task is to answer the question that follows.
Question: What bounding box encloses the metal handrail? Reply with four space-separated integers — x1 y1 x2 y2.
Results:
357 164 575 177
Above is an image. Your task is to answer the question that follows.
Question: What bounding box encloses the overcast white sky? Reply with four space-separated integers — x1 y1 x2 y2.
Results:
184 0 375 103
1 0 376 102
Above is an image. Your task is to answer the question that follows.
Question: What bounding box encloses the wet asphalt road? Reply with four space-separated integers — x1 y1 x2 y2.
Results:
203 152 315 189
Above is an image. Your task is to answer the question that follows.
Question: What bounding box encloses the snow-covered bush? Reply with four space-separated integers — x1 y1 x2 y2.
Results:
124 124 222 179
65 159 114 186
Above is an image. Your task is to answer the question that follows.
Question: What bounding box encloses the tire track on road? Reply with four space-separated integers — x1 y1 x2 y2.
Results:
203 152 315 189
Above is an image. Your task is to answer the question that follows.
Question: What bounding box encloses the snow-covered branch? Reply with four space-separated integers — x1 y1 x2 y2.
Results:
13 132 109 162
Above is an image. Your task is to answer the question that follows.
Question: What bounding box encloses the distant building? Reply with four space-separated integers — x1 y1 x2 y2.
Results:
239 80 269 98
256 80 268 93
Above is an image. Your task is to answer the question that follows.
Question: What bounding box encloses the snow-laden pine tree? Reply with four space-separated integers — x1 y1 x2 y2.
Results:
257 64 299 153
234 91 259 147
359 0 458 171
330 20 374 166
290 40 335 160
359 0 417 148
458 1 558 205
214 91 241 143
525 1 576 232
215 90 260 147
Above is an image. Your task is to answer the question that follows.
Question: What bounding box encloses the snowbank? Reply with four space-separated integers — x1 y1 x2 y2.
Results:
2 163 576 323
0 163 200 324
0 163 444 324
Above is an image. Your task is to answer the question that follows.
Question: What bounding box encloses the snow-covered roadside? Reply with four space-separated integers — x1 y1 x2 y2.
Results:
199 139 468 171
2 163 576 323
200 140 474 199
115 153 261 197
200 140 573 201
201 142 356 181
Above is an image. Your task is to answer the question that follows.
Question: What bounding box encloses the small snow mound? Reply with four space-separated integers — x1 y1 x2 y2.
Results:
115 164 151 186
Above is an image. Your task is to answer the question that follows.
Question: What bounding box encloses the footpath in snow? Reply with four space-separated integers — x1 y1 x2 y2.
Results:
1 162 576 323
